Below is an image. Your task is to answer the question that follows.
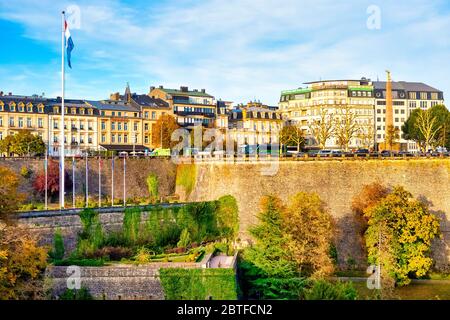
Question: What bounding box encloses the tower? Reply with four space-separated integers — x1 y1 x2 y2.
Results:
385 70 393 130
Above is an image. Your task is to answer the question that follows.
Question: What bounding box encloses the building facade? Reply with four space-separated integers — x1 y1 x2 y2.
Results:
279 78 445 151
228 102 283 145
149 86 216 128
373 81 444 152
279 78 375 150
0 94 49 150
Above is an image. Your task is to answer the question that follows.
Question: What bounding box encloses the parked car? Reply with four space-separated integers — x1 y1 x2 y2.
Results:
317 149 333 157
380 150 397 157
330 150 343 157
398 151 413 157
354 149 370 156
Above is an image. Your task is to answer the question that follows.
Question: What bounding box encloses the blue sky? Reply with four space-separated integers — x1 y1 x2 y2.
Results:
0 0 449 105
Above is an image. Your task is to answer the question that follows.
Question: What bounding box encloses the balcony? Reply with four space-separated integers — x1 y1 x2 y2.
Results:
175 110 216 118
173 99 214 106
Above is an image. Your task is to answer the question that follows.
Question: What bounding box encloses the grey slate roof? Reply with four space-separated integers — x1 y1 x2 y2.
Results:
373 81 442 92
130 94 169 108
86 100 139 112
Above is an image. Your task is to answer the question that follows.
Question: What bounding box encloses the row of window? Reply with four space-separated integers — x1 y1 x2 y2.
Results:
376 118 406 124
53 135 93 144
0 116 45 128
174 106 215 113
53 120 94 130
0 104 45 113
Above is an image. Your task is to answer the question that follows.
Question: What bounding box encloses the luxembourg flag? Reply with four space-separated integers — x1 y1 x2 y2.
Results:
65 20 74 68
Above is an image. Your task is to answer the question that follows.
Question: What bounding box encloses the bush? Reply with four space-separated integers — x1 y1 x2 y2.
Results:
177 228 191 248
59 287 93 300
49 229 65 261
92 246 133 261
159 268 237 300
52 258 105 266
134 247 151 264
20 166 32 179
146 173 159 200
304 280 358 300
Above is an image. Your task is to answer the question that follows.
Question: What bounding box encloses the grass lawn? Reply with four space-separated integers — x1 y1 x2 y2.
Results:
347 280 450 300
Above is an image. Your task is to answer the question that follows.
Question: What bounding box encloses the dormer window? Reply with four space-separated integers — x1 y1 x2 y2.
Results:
53 106 59 113
27 103 33 112
80 108 85 115
9 102 16 112
71 108 76 115
88 109 93 115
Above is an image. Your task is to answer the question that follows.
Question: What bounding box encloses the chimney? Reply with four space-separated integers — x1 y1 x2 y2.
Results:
150 86 155 92
8 92 12 96
159 85 164 89
180 86 188 92
0 91 3 96
193 89 198 92
201 89 206 93
110 92 120 101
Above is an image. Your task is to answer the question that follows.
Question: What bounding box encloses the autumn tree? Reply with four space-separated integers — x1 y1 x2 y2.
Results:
0 224 48 299
415 109 441 151
0 166 25 221
363 186 441 286
351 183 390 250
356 122 375 149
308 108 334 149
402 105 450 151
279 124 305 152
152 114 181 149
333 106 360 151
283 192 335 278
384 125 400 151
33 160 72 200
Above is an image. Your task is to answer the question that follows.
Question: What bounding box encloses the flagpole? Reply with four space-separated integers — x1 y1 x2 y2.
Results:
111 155 114 206
72 155 75 208
98 155 101 207
60 11 65 209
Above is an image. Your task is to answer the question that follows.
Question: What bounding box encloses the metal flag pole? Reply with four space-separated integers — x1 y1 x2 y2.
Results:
60 11 66 209
85 151 88 207
123 155 126 207
98 155 101 207
111 155 114 206
44 145 48 210
72 155 75 208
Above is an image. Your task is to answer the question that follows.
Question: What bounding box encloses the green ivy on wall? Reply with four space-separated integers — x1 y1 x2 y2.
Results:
159 268 237 300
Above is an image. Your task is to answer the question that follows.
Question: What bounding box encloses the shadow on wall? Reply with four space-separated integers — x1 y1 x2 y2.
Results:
418 195 450 271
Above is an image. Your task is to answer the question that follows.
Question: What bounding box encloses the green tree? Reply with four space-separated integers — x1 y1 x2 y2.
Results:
0 135 15 156
244 195 297 277
216 195 239 240
364 186 441 286
10 131 45 156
